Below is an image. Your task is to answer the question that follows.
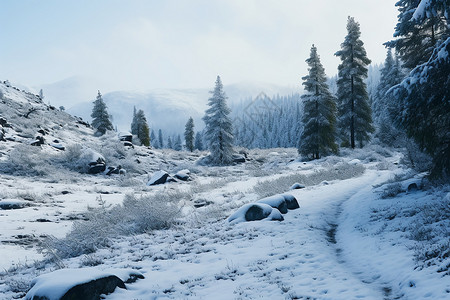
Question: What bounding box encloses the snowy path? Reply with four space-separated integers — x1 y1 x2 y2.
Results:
104 169 392 299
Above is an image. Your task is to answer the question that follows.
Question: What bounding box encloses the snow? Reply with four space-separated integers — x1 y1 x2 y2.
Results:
0 89 447 300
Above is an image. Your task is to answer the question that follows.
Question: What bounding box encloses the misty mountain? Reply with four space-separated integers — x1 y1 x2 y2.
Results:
50 79 299 134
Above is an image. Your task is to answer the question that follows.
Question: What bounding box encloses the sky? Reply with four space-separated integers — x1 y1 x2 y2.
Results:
0 0 399 93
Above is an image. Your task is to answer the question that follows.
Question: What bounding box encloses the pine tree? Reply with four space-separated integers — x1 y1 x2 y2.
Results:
167 136 173 149
335 17 374 148
174 134 182 151
299 45 338 159
373 49 406 145
194 131 204 151
158 129 164 148
184 117 195 152
392 37 450 177
150 130 157 148
130 106 138 136
385 0 449 69
387 0 449 177
203 76 234 165
135 109 150 146
91 90 113 135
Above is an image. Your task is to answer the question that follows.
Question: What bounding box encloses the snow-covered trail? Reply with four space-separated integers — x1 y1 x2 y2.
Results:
104 169 393 299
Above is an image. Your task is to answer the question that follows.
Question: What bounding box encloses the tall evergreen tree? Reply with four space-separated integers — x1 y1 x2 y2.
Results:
158 129 164 149
203 76 234 165
385 0 449 177
299 45 338 159
134 109 150 146
167 136 173 149
194 131 204 151
385 0 449 69
335 17 374 148
184 117 195 152
91 90 113 135
174 134 182 151
372 49 406 145
150 130 157 148
130 106 138 136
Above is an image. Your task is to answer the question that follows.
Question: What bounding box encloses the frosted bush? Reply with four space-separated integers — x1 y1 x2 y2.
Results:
45 192 182 258
254 163 365 197
381 183 403 198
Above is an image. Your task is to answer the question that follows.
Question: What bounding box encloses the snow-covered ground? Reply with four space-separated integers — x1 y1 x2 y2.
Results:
0 144 449 300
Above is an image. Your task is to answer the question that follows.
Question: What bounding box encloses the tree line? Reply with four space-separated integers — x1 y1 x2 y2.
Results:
90 0 449 177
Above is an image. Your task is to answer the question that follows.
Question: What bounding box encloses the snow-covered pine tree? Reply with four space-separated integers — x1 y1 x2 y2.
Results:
184 117 195 152
130 106 138 136
335 17 374 148
167 136 173 149
135 109 150 146
385 0 449 70
194 131 204 151
158 129 164 149
298 45 338 159
390 38 450 177
150 130 157 148
174 134 182 151
91 90 114 136
202 76 234 165
39 89 44 101
373 49 406 146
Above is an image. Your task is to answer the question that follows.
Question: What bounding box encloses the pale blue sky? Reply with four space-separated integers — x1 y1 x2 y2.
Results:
0 0 398 92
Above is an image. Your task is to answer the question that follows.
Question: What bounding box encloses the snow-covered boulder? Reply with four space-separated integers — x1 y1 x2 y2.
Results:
105 166 125 176
174 169 190 181
25 268 144 300
257 195 288 214
228 203 284 223
30 136 45 146
281 193 300 210
290 183 305 190
147 170 170 186
118 132 132 142
232 154 246 163
84 149 106 174
50 143 65 151
0 200 28 210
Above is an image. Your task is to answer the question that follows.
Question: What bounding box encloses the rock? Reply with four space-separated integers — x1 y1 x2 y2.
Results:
193 199 213 208
85 150 106 174
123 141 134 148
30 136 45 146
147 170 170 186
228 203 284 223
119 132 133 142
51 143 65 151
25 268 139 300
290 183 305 190
0 117 8 127
0 200 28 210
105 166 124 176
281 194 300 210
0 131 5 142
88 163 106 174
232 154 246 163
407 183 419 192
174 169 190 181
37 129 46 135
257 195 288 214
166 176 177 183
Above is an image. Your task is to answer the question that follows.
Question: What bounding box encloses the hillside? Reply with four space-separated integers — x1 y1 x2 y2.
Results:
0 83 448 299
